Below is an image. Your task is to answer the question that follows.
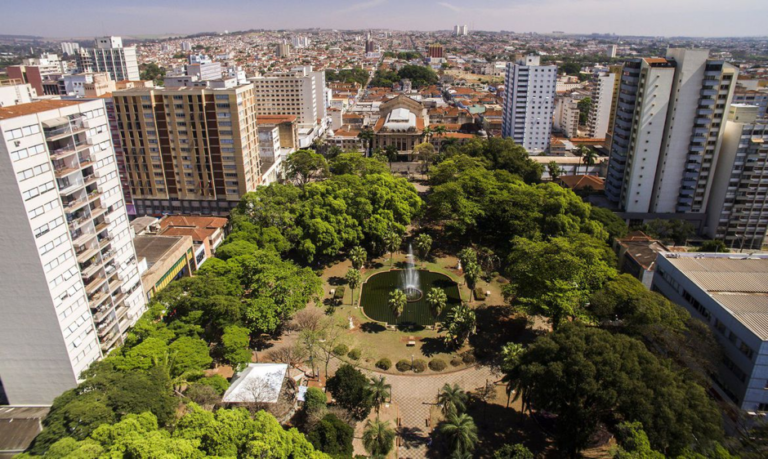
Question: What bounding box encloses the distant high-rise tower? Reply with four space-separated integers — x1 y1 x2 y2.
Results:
365 32 376 54
453 25 468 36
0 99 146 404
607 44 618 58
61 42 80 55
277 42 291 58
587 66 621 139
76 37 140 82
605 48 738 215
501 55 557 153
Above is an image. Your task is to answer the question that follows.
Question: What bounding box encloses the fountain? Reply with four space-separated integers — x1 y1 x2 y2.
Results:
400 243 423 302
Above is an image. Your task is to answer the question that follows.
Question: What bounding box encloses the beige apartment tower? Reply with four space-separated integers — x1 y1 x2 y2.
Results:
111 84 261 215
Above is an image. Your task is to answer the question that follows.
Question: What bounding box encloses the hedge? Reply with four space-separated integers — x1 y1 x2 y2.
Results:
333 286 346 300
375 358 392 370
412 359 427 373
473 287 486 301
347 348 361 360
428 359 447 372
333 344 349 356
396 359 411 372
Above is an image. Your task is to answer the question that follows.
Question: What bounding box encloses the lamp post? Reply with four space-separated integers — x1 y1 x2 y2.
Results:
411 354 414 372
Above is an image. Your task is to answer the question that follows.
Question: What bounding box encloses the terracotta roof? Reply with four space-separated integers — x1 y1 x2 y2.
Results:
558 175 605 191
160 215 228 230
441 132 475 139
161 226 217 243
429 123 462 131
256 115 297 124
0 100 81 120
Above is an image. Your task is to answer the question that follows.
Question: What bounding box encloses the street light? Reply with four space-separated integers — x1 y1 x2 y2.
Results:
411 354 414 372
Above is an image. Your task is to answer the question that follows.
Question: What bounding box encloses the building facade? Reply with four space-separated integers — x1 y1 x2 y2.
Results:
501 55 557 153
0 99 146 405
76 37 140 82
605 49 738 216
706 104 768 250
248 66 326 129
553 95 580 139
652 252 768 414
111 84 261 216
587 69 619 139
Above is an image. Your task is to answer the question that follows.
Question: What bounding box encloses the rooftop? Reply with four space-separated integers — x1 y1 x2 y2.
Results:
222 363 288 404
0 100 81 120
616 231 669 270
0 406 50 458
662 253 768 339
133 235 189 269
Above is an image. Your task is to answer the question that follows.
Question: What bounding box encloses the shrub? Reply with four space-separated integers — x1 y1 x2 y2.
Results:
412 359 427 373
375 358 392 370
429 359 447 372
347 348 361 360
304 387 327 414
197 374 230 395
185 383 220 406
333 344 349 356
462 353 476 364
474 287 487 301
333 286 345 300
450 357 463 367
396 359 411 372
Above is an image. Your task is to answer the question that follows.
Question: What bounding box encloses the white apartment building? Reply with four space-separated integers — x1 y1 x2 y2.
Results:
553 95 580 139
0 99 146 405
707 105 768 250
249 66 327 129
292 36 311 49
587 70 619 139
606 49 738 216
501 55 557 153
0 80 36 107
454 25 468 36
76 36 140 82
61 42 80 56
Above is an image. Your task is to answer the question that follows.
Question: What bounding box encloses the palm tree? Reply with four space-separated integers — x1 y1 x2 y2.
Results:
575 145 590 175
384 144 399 169
582 147 598 175
357 128 375 157
388 289 407 319
438 412 479 456
345 268 361 306
363 418 396 458
547 160 562 181
349 246 367 270
422 125 433 143
426 288 447 317
369 376 392 414
434 125 447 153
383 230 402 266
438 383 468 416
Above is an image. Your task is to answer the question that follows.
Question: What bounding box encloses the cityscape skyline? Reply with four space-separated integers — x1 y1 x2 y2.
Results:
3 0 768 38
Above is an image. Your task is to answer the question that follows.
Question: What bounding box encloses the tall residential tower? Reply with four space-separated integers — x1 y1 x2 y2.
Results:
0 99 146 404
76 37 140 82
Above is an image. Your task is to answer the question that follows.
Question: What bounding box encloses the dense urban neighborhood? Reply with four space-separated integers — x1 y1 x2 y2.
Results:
1 5 768 458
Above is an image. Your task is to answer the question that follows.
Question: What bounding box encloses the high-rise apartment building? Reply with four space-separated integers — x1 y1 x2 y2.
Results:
501 55 557 153
111 84 262 215
249 66 327 129
0 99 146 405
292 36 311 49
587 68 620 139
276 42 291 58
7 54 66 96
61 42 80 56
706 104 768 250
607 44 618 58
76 37 140 82
605 49 738 215
553 95 580 139
428 44 444 59
453 25 468 36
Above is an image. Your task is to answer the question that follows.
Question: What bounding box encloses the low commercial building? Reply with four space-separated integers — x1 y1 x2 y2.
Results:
159 215 227 267
613 231 669 288
652 252 768 414
133 234 196 301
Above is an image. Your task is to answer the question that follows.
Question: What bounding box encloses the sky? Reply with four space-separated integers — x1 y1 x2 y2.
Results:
2 0 767 38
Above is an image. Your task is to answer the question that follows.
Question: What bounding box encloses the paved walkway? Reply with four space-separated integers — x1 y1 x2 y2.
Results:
363 365 498 459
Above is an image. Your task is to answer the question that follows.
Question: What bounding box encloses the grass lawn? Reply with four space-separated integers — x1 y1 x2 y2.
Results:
360 270 460 326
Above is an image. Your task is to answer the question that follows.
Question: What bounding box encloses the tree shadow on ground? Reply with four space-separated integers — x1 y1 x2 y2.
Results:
397 426 428 449
465 394 551 459
419 337 452 358
397 323 425 333
470 305 542 367
360 322 386 333
327 276 346 286
369 261 385 270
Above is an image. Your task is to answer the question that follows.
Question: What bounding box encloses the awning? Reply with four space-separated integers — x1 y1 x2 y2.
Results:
42 117 69 128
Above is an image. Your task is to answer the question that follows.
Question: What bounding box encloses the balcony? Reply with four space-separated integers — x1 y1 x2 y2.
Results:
76 246 99 263
100 331 121 352
698 108 714 116
44 119 86 140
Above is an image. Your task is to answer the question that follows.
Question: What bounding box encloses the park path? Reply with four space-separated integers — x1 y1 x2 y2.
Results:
360 365 498 459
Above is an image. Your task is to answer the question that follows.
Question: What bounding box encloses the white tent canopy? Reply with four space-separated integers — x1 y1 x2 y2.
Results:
222 363 288 404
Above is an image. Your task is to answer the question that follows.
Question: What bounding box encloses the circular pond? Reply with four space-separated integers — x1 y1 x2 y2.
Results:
360 270 461 326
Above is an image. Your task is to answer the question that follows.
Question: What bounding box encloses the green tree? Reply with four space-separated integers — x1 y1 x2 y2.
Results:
397 64 438 88
414 142 436 173
369 376 392 415
383 229 402 266
548 160 562 181
349 245 367 270
463 260 480 289
438 383 468 416
438 412 479 457
414 233 433 262
140 62 166 85
494 444 535 459
444 303 476 347
388 289 407 319
509 324 724 457
329 152 388 176
284 150 329 187
577 97 592 125
357 128 375 157
590 206 628 240
384 144 399 168
168 336 213 377
426 288 448 317
363 418 396 458
433 124 448 153
345 268 362 306
304 387 328 415
307 413 353 457
221 325 252 371
326 364 373 420
698 239 730 253
612 421 665 459
642 219 695 245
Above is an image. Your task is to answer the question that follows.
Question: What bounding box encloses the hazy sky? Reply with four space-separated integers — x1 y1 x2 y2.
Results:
3 0 767 38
